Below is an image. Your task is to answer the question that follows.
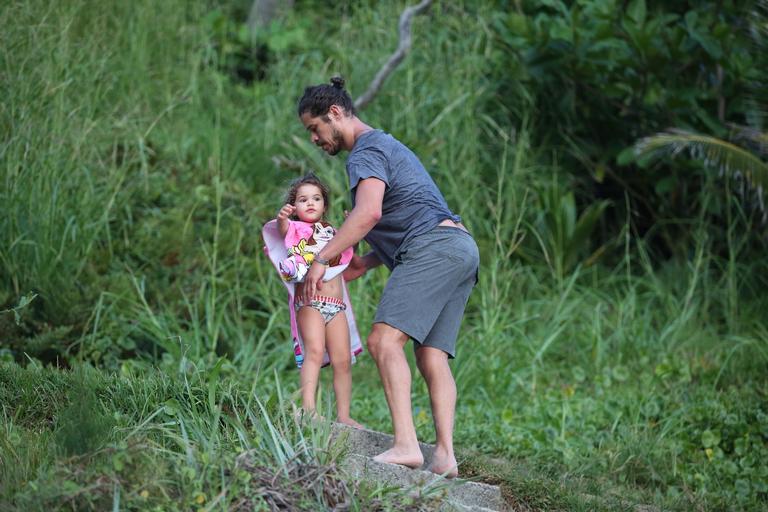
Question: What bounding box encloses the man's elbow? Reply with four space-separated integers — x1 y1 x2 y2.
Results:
361 208 381 229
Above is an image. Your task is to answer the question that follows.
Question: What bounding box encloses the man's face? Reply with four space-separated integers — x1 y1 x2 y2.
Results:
300 112 344 156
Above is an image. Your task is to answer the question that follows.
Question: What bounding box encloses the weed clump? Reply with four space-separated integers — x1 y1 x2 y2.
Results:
232 450 439 511
54 376 114 456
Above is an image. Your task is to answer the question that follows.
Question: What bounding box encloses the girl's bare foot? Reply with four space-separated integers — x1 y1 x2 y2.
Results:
295 408 325 425
373 446 424 469
337 417 365 429
427 449 458 478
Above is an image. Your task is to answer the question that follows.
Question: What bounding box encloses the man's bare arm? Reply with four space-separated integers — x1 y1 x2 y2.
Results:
301 178 385 300
316 178 385 261
344 250 383 281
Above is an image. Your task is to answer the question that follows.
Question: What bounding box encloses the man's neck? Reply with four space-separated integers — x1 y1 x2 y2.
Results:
347 117 373 150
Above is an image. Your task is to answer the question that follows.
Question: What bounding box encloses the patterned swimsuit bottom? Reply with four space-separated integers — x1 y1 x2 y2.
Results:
294 295 347 324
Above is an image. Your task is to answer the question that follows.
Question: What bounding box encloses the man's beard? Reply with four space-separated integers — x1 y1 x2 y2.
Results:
326 127 344 155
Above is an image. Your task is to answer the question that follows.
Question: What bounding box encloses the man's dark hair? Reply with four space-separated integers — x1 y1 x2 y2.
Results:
297 76 355 118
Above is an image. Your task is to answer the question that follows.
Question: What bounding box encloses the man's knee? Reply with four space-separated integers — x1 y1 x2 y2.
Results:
366 332 385 361
415 346 449 374
367 323 408 361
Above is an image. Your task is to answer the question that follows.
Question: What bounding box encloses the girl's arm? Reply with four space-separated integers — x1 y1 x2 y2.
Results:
276 204 295 237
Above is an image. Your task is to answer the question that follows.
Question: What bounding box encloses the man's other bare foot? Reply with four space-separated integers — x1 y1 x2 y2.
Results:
373 446 424 469
337 417 365 429
427 449 458 478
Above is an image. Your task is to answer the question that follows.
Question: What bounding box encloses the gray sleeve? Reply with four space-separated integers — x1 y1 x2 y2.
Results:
347 147 390 190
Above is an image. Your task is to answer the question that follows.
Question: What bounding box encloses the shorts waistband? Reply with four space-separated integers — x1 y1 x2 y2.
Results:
407 224 472 246
432 225 471 235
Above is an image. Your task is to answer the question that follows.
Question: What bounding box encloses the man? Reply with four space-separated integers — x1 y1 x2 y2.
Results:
298 77 479 478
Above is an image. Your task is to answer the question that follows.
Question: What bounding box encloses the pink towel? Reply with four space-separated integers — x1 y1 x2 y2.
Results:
262 219 363 368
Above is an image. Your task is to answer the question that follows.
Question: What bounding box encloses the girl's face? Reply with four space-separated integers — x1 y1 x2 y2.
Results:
293 184 325 223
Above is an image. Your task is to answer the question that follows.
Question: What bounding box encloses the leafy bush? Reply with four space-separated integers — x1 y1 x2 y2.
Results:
488 0 767 256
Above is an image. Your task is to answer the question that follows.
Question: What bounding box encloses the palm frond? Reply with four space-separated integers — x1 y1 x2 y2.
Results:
634 129 768 192
730 124 768 158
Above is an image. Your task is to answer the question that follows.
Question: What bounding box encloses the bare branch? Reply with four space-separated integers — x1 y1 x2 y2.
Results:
353 0 433 111
247 0 294 33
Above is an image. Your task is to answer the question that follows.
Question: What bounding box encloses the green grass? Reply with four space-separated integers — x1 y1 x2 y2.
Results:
0 362 444 511
1 0 767 510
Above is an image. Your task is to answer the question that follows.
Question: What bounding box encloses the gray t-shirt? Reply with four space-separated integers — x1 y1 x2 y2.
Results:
346 129 461 270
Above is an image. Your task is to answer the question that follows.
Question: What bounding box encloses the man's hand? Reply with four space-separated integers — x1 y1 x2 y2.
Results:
343 254 368 282
303 260 326 302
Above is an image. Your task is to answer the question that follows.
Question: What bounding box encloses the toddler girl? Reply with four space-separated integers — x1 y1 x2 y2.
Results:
262 174 363 427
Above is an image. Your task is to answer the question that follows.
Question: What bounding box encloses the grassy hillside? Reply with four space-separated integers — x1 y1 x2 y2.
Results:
1 1 766 510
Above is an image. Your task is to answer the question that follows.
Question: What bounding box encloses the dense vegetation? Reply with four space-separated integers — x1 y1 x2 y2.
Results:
1 1 766 510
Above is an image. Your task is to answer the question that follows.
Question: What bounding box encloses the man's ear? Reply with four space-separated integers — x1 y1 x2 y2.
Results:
328 104 344 120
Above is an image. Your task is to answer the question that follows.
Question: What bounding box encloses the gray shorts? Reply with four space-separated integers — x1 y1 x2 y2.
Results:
374 226 479 358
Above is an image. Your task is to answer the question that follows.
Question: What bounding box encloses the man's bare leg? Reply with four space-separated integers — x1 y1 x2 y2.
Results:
416 346 458 478
368 322 424 468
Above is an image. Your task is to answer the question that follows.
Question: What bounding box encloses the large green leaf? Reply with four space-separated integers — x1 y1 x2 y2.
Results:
627 0 647 25
635 129 768 191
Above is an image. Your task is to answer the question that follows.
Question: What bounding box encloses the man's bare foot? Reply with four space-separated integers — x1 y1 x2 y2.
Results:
373 447 424 469
337 417 365 429
427 450 458 478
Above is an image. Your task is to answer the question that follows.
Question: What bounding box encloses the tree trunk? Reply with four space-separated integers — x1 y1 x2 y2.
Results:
247 0 294 32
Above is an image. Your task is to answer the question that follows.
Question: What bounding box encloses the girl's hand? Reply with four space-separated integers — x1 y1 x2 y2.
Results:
277 204 296 220
276 204 295 237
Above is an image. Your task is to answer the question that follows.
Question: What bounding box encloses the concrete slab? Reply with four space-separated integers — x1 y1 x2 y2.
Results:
236 423 506 511
331 422 436 466
341 453 506 511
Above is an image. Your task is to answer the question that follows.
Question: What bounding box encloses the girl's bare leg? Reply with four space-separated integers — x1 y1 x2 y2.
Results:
325 312 363 428
297 307 326 414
